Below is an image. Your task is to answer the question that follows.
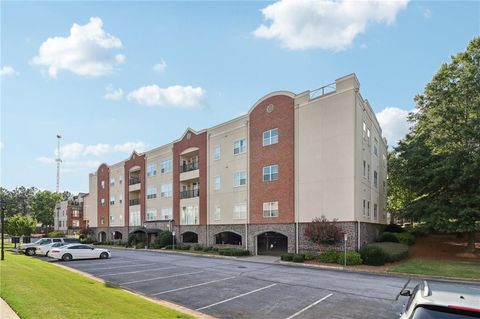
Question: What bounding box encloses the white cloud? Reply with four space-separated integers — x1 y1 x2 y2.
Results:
423 8 431 18
128 85 206 108
153 59 167 73
376 107 413 147
253 0 408 51
32 17 124 78
36 156 56 164
1 66 19 77
104 84 124 101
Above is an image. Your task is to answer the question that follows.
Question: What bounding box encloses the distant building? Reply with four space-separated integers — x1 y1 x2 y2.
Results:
54 193 87 235
83 74 388 254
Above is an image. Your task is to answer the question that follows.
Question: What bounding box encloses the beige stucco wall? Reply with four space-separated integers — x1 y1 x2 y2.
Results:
207 116 249 225
84 173 98 228
144 144 174 221
108 162 125 227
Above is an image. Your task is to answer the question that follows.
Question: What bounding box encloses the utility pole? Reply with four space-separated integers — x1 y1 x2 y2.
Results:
56 134 62 193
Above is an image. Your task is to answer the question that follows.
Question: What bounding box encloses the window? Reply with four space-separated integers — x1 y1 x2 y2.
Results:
161 208 172 220
367 164 371 180
110 177 115 186
101 180 105 189
367 201 370 217
72 210 79 217
367 128 370 139
181 206 199 225
146 209 157 221
101 198 105 206
362 121 366 138
119 175 123 184
147 164 157 177
263 128 278 146
214 176 221 190
363 160 366 177
72 220 80 227
100 217 104 225
161 183 172 197
374 138 378 156
119 195 123 204
263 165 278 181
374 171 378 188
374 203 378 219
214 206 221 220
233 171 247 187
160 159 172 173
214 146 221 161
129 211 140 226
110 196 115 205
147 187 157 199
363 200 366 216
233 203 247 219
263 201 279 217
233 138 247 155
109 215 114 222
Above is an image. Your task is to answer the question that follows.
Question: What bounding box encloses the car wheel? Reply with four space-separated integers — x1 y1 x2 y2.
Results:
26 248 36 256
99 252 109 259
62 253 73 262
45 251 49 257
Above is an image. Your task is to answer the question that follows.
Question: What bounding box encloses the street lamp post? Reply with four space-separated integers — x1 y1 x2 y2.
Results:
1 199 6 261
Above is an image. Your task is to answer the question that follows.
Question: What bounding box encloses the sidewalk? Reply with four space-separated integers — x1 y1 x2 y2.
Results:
1 298 20 319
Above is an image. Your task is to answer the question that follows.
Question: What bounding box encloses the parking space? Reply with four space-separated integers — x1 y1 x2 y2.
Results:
37 248 431 318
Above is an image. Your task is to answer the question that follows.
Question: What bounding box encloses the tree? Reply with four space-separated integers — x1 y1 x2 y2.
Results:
5 215 37 236
31 190 63 227
395 37 480 252
0 186 37 217
387 151 416 223
304 216 344 246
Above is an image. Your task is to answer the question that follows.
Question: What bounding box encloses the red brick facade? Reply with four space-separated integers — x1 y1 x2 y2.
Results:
97 163 110 227
173 130 207 225
66 205 86 230
124 152 146 226
249 94 295 224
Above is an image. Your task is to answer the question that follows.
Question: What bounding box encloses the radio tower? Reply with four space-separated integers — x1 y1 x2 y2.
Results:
56 134 62 193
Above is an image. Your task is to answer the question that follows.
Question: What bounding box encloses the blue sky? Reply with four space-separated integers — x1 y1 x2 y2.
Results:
1 1 479 193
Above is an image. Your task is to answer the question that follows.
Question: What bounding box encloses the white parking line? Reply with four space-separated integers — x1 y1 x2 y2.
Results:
285 293 333 319
81 263 158 271
119 271 203 285
73 260 139 268
196 283 277 311
100 266 179 277
152 276 236 296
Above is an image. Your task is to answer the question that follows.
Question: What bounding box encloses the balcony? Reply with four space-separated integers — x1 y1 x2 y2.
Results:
180 189 200 199
129 198 140 206
180 160 199 173
129 177 141 185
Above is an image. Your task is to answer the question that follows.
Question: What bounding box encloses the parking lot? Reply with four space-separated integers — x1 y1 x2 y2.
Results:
35 248 460 318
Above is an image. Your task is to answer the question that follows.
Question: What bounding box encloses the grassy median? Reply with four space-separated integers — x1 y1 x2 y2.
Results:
0 252 194 319
388 258 480 279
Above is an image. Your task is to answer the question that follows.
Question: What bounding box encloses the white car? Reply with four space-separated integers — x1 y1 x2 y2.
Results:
48 244 111 261
35 242 66 257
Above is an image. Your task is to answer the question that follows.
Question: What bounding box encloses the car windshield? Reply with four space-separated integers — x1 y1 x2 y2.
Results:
412 306 480 319
63 238 80 243
37 239 51 245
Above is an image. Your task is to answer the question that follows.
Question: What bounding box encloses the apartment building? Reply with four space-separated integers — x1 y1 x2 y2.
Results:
54 193 87 235
83 74 388 254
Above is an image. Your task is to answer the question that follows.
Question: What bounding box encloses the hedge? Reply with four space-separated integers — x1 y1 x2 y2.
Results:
369 242 409 262
318 250 339 263
336 251 362 265
281 253 294 261
218 248 250 256
383 224 405 233
377 232 400 243
360 245 388 266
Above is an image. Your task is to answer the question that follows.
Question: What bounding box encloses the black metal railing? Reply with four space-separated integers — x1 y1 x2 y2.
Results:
129 176 141 185
129 198 140 206
180 189 200 199
180 161 199 173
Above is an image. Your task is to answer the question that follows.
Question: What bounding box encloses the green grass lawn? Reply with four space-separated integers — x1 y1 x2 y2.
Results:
0 252 194 319
388 258 480 279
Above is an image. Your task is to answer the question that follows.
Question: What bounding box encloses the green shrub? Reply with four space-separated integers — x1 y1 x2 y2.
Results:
303 252 316 261
384 224 405 233
395 232 416 246
360 245 388 266
318 250 339 263
80 237 95 244
176 244 191 250
163 245 172 250
292 254 305 263
281 253 294 261
47 230 64 238
202 246 214 252
378 232 400 243
135 242 146 249
192 244 204 251
369 242 409 262
218 248 250 256
154 231 173 248
336 251 362 265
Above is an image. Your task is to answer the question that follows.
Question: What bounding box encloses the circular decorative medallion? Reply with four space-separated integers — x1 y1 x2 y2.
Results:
266 104 274 113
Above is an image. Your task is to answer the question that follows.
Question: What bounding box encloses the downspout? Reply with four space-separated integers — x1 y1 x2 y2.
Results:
246 119 249 251
354 88 361 251
295 103 299 254
207 133 210 247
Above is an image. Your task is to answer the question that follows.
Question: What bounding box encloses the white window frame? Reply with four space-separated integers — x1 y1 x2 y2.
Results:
214 176 221 190
363 200 366 216
263 201 279 217
160 159 172 173
109 196 115 205
147 187 157 199
214 206 221 221
374 171 378 188
129 211 141 226
101 198 105 206
233 171 247 187
263 164 278 182
367 201 370 217
374 138 378 156
374 203 378 219
146 209 157 221
233 138 247 155
72 220 80 227
214 146 221 161
147 164 157 177
161 208 172 220
263 128 278 146
110 177 115 186
233 203 247 220
101 180 105 189
161 183 172 197
72 210 80 217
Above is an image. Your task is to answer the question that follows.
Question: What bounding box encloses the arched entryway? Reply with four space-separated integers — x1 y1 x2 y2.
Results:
215 231 242 245
112 231 123 240
182 231 198 243
257 232 288 255
98 231 107 243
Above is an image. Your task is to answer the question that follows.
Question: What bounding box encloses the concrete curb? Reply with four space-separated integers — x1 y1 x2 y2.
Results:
51 262 215 319
1 298 20 319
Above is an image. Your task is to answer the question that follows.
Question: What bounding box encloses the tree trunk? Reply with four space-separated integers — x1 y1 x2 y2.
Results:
466 231 476 253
